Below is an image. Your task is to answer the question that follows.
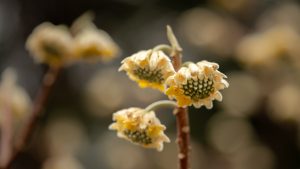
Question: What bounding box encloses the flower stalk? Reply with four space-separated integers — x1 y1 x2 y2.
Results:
174 107 190 169
145 100 177 112
167 26 190 169
152 44 172 54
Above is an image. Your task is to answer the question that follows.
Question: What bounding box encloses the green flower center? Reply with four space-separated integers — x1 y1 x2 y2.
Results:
133 67 164 84
124 129 152 145
181 77 214 100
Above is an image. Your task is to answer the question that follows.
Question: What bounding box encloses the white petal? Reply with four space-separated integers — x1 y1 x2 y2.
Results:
156 143 163 152
165 76 176 85
216 71 227 78
178 67 191 80
193 102 203 108
108 123 117 130
117 132 125 138
118 64 126 71
149 51 159 69
134 50 149 62
188 63 199 76
174 73 187 84
204 100 213 109
163 135 171 143
214 91 223 101
221 79 229 88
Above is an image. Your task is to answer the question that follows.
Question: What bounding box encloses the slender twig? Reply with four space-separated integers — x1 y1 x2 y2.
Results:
172 52 190 169
152 44 172 54
167 26 190 169
4 66 61 169
174 107 190 169
145 100 177 112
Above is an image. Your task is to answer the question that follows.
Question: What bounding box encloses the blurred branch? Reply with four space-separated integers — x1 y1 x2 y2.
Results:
3 66 61 169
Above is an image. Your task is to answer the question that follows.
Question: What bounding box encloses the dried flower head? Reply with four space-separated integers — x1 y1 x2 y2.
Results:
26 22 73 67
109 107 170 151
166 61 229 109
0 68 31 121
73 28 120 62
119 50 175 91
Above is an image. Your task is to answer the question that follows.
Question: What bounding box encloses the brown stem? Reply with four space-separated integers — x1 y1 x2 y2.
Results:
171 50 182 72
170 38 190 169
174 107 190 169
4 66 61 169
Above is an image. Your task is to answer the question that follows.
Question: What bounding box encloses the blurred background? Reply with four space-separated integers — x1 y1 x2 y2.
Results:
1 0 300 168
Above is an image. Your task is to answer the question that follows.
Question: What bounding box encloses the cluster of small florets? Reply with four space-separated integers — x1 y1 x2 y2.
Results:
110 27 229 151
109 108 170 151
26 12 119 67
120 51 228 109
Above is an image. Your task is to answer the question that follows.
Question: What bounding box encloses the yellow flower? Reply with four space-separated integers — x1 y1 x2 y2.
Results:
109 107 170 151
26 22 73 67
72 28 120 62
0 68 31 122
119 50 175 91
166 61 229 109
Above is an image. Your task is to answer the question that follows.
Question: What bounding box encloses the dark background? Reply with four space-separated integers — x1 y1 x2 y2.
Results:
1 0 300 169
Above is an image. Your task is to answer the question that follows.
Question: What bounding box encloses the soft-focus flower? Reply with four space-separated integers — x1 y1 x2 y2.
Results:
166 61 228 108
26 22 73 67
109 107 170 151
73 28 120 62
71 12 119 62
236 26 300 68
207 113 256 154
119 50 175 91
42 155 85 169
207 113 275 169
70 11 96 35
0 68 31 166
178 8 244 57
267 83 300 122
257 2 300 32
44 116 87 156
0 68 31 122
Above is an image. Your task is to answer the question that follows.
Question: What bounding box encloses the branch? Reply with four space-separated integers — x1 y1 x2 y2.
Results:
167 25 190 169
174 107 190 169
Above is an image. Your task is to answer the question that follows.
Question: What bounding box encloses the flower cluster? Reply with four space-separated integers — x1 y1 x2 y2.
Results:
26 23 73 67
166 61 229 109
109 107 170 151
110 26 229 151
0 68 31 123
119 50 175 91
26 13 119 67
120 50 228 108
